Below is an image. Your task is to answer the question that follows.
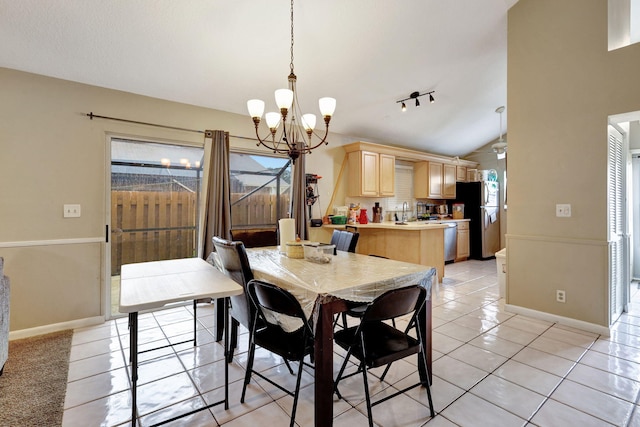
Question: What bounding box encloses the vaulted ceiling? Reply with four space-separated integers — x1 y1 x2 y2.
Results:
0 0 519 156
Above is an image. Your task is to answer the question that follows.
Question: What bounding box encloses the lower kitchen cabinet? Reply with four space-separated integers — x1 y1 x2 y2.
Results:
456 221 470 260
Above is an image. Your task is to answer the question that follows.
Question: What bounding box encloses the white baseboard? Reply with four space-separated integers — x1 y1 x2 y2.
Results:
9 316 105 340
504 304 610 337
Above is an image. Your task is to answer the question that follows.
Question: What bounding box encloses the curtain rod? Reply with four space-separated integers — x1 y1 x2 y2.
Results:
86 112 205 134
85 112 257 142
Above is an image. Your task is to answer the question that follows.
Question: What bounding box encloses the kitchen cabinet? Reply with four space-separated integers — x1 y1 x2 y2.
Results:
414 161 457 199
443 164 456 198
456 165 467 182
348 150 395 197
456 221 470 260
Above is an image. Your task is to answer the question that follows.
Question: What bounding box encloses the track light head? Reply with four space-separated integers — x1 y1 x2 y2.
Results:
429 93 435 103
401 102 407 112
415 98 420 107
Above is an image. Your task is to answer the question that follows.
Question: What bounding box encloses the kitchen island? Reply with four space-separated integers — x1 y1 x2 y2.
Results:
310 221 449 281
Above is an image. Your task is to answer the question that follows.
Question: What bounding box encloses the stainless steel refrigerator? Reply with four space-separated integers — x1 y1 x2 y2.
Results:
454 181 501 259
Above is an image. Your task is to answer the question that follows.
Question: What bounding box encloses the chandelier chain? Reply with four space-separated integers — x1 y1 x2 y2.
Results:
289 0 295 75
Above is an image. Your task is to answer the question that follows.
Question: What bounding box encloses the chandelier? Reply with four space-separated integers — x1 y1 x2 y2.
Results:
247 0 336 163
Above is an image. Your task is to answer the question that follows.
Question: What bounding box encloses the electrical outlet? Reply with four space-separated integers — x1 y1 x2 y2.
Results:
556 289 566 303
556 204 571 217
63 204 81 218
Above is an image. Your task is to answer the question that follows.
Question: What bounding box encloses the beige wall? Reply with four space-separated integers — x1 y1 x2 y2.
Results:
0 67 354 332
507 0 640 326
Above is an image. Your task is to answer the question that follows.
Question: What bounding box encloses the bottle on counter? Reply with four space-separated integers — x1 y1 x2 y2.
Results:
348 203 359 224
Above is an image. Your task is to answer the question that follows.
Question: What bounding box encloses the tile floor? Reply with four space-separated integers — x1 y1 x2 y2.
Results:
62 259 640 426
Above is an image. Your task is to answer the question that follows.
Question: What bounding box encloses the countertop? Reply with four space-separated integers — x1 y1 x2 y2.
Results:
322 218 470 230
322 218 469 230
323 221 443 230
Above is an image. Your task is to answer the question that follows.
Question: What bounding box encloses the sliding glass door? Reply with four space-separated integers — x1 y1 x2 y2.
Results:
108 138 204 317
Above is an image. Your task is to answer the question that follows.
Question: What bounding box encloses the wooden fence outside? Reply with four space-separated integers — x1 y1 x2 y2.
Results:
111 191 197 275
231 192 290 227
111 190 288 275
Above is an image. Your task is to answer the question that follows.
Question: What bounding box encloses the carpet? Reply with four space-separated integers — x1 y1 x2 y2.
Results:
0 330 73 427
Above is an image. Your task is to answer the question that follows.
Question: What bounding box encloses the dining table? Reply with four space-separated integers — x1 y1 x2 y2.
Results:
119 257 244 427
246 247 436 427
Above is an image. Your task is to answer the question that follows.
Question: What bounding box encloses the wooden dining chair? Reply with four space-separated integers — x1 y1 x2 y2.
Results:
333 285 435 426
243 279 315 427
212 236 262 363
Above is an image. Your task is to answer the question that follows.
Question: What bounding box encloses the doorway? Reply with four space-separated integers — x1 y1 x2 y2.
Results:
107 137 204 318
608 124 628 324
608 112 640 325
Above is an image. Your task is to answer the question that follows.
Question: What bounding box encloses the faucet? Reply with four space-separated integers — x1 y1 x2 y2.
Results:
402 202 408 222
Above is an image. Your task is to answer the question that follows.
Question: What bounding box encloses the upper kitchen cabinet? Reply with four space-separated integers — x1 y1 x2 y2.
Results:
348 150 395 197
456 165 467 182
342 141 477 199
414 161 456 199
443 164 456 198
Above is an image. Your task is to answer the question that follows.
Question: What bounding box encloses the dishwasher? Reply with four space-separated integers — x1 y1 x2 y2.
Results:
443 222 458 262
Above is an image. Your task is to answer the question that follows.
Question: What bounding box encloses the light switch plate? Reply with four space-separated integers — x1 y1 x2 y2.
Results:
556 204 571 217
64 204 81 218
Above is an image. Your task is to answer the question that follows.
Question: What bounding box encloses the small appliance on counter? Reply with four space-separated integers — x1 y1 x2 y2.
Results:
435 204 449 219
372 202 383 223
452 203 464 219
416 202 439 220
416 202 429 220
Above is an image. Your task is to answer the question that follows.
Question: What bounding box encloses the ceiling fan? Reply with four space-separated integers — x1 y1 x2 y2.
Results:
467 106 507 158
492 106 507 159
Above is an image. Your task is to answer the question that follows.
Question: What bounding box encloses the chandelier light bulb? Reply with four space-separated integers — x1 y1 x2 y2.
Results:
319 97 336 117
265 112 281 129
301 113 317 131
274 89 294 110
247 99 265 119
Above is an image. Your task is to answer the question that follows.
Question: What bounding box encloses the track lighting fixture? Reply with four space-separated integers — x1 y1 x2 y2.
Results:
397 90 435 112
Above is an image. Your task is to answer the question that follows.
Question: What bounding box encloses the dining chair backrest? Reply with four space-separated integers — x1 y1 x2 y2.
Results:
247 279 313 336
230 228 278 248
330 230 359 253
212 236 254 328
361 285 426 324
